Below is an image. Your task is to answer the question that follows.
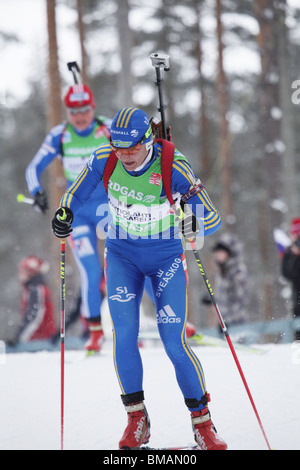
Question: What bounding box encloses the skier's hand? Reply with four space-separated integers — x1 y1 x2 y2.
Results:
175 208 200 240
52 207 73 238
33 190 49 214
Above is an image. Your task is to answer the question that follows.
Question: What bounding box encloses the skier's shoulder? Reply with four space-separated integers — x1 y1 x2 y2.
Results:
43 121 67 151
172 149 196 184
93 142 112 159
88 143 112 172
153 140 189 165
95 115 112 129
49 121 67 139
153 141 195 192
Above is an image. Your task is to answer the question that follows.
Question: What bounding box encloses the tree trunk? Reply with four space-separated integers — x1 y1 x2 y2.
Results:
255 0 286 322
116 0 133 107
76 0 89 84
277 0 298 219
193 0 211 180
216 0 233 223
46 0 65 300
46 0 64 211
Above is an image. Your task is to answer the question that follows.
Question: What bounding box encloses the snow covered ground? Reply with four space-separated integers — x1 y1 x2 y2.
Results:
1 336 299 451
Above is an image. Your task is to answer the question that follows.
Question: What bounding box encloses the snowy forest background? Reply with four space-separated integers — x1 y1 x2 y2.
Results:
1 0 300 344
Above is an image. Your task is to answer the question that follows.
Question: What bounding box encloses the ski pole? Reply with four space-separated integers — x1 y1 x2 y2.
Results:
16 193 34 205
58 207 69 449
188 235 272 450
150 54 272 449
59 208 68 450
60 237 66 450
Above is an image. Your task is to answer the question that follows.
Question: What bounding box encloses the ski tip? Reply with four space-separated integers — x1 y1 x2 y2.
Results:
85 350 100 357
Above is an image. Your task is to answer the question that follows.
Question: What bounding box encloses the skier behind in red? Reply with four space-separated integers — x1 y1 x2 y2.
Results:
52 107 228 450
9 256 57 346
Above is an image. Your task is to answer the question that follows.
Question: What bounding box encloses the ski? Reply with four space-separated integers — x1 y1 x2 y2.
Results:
140 444 199 451
86 349 100 357
189 333 266 354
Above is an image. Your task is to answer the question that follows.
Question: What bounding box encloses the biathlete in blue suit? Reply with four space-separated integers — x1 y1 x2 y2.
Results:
26 83 111 353
51 107 227 450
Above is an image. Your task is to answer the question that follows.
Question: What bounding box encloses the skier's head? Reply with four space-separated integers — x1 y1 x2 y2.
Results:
18 256 49 282
64 84 95 109
64 84 95 130
110 107 153 150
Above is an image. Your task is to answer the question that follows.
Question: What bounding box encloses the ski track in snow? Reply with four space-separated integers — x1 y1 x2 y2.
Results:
0 341 299 451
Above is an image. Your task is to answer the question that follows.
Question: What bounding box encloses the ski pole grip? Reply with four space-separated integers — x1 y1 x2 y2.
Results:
175 205 185 220
17 193 25 203
58 208 67 222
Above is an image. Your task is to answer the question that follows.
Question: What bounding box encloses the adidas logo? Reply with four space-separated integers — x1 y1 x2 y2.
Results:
156 305 181 324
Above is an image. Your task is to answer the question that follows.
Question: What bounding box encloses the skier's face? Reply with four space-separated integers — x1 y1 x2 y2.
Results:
113 144 149 171
67 106 94 131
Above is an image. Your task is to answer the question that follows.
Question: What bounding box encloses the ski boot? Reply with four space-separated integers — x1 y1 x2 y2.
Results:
191 407 227 450
85 321 104 355
119 401 151 449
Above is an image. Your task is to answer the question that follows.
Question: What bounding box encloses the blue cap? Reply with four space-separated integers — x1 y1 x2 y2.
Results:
110 107 153 148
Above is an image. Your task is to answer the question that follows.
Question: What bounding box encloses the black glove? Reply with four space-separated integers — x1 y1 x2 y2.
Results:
52 207 73 238
175 208 200 240
33 190 49 214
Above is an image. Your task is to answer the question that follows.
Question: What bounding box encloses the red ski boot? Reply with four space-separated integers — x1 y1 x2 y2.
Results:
119 402 151 449
191 407 227 450
85 322 104 354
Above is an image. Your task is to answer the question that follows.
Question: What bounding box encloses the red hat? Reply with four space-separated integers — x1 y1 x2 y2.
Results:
64 84 95 108
18 256 49 277
291 218 300 237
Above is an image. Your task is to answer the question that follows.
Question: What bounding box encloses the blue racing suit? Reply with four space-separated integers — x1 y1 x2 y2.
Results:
59 142 221 411
26 117 111 323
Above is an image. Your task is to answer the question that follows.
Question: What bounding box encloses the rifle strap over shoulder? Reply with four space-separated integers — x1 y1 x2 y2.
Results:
102 151 118 192
154 138 175 206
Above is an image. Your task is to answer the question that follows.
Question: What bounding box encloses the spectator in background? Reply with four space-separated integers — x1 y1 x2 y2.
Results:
9 256 57 346
281 218 300 341
204 233 249 337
